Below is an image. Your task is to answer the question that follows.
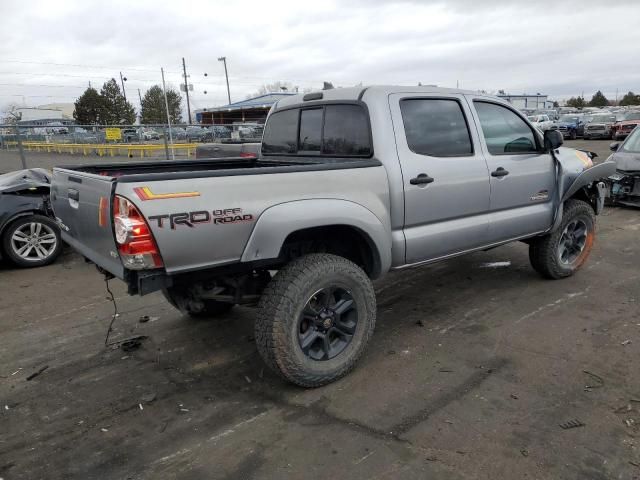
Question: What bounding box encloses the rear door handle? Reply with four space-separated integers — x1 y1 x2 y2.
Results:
491 167 509 178
410 173 435 185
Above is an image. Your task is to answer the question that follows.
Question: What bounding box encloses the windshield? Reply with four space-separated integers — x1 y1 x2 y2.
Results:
527 116 537 121
623 112 640 121
590 115 615 123
621 127 640 153
559 115 580 123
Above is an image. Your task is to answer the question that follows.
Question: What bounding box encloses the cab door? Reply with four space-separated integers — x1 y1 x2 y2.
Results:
466 97 555 242
389 93 491 264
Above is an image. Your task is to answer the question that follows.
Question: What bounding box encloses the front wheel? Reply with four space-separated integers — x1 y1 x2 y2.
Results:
255 254 376 387
529 200 596 279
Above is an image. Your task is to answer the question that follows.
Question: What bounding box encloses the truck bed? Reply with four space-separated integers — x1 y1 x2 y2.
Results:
57 156 380 182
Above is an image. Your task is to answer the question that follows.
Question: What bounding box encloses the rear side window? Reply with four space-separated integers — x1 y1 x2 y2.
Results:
474 101 538 155
262 104 372 156
400 99 473 157
323 105 371 155
262 108 298 154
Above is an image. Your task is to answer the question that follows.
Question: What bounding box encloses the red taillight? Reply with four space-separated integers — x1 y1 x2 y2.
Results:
113 195 163 269
240 152 257 158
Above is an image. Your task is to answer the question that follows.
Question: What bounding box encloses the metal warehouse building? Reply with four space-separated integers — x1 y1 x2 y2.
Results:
497 94 553 110
196 93 295 125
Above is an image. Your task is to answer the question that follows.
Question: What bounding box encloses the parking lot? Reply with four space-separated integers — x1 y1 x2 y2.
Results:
1 139 639 479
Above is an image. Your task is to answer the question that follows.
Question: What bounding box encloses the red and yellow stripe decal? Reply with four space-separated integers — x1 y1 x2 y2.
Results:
133 186 200 201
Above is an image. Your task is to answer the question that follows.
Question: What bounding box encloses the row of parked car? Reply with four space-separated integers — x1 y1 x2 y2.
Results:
526 109 640 140
115 125 265 144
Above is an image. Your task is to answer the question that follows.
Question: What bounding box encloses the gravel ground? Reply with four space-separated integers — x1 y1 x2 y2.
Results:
0 139 639 480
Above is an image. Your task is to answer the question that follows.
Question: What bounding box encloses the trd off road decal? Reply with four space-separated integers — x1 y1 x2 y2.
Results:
148 208 253 229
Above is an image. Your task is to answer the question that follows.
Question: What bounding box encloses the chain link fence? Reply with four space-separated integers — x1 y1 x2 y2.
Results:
0 122 264 173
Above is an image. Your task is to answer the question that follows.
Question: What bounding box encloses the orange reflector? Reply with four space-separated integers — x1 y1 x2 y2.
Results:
98 197 108 227
133 186 200 201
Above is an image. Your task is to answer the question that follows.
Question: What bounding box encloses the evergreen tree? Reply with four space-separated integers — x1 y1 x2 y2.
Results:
588 90 608 107
99 79 136 125
620 91 640 106
73 87 103 125
140 85 182 124
566 96 586 109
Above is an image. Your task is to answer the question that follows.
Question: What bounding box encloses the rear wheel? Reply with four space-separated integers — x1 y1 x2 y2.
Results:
255 253 376 387
2 215 62 268
529 200 595 279
162 287 234 318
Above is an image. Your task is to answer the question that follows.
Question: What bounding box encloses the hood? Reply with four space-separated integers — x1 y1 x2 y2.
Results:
555 121 577 128
586 122 612 128
617 120 640 127
0 168 51 194
612 150 640 172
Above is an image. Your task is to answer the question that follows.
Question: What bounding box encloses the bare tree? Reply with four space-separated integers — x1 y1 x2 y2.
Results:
247 81 297 99
1 102 23 124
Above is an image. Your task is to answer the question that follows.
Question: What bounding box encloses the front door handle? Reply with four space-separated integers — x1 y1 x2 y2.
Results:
410 173 435 185
491 167 509 178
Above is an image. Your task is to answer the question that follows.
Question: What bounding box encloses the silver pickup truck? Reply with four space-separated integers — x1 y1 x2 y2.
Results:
51 86 615 387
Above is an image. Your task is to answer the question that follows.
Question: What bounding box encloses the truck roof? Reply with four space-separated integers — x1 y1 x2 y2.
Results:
273 85 485 111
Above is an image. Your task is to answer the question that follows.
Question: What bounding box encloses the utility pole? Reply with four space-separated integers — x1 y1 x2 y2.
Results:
182 57 192 124
120 72 127 101
161 67 175 161
138 88 143 124
218 56 231 104
615 88 619 105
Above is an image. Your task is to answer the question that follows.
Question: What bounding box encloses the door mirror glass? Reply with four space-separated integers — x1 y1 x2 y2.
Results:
543 129 563 151
609 142 620 152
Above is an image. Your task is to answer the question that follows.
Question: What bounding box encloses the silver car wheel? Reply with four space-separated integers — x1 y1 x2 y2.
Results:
10 221 58 262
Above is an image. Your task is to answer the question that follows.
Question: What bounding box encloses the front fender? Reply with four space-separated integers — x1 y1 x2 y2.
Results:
560 161 616 203
241 199 392 278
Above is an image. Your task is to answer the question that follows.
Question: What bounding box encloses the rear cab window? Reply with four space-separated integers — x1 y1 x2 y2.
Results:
262 103 372 157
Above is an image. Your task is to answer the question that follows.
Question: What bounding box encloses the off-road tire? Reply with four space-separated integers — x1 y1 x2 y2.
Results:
255 253 376 387
2 214 62 268
529 199 596 279
162 288 234 318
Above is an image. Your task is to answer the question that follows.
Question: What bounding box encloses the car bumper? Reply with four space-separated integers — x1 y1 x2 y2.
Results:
583 131 609 138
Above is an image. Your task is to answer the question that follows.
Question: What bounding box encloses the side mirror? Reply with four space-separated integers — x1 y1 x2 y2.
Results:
609 142 620 152
544 129 564 151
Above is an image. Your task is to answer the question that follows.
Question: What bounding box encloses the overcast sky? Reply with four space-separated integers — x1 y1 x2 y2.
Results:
1 0 639 114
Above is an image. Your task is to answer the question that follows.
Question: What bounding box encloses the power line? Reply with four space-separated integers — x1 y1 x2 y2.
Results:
0 71 163 82
0 83 87 88
0 60 181 74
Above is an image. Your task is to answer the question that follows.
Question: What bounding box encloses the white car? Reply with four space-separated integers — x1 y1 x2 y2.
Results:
528 115 553 132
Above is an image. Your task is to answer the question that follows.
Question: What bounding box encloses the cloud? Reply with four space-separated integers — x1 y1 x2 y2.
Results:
1 0 639 113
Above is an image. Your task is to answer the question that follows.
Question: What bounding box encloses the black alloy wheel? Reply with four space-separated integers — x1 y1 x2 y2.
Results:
298 287 358 361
